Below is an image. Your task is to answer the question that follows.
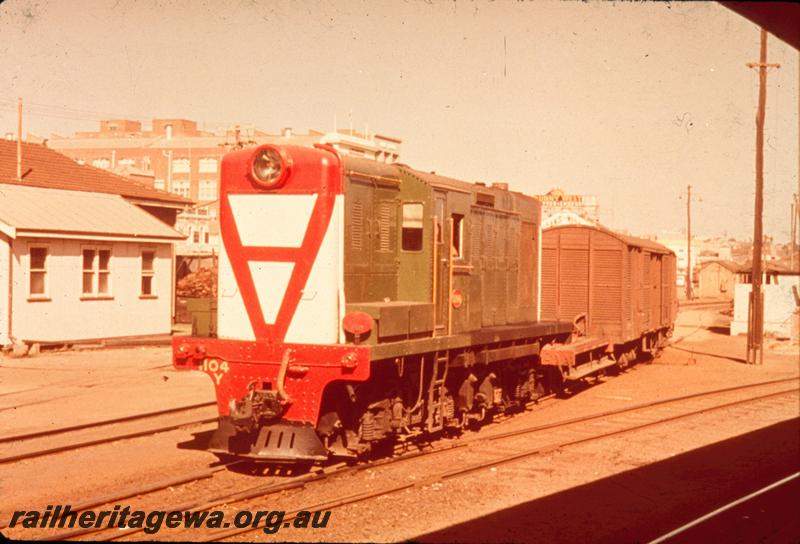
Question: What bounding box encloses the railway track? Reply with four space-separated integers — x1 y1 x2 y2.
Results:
0 401 217 465
19 376 796 542
197 377 798 542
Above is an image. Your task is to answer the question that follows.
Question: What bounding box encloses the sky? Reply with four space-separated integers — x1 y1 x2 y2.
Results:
0 0 798 242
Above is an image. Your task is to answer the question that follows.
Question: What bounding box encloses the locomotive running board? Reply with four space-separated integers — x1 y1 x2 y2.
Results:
208 418 328 464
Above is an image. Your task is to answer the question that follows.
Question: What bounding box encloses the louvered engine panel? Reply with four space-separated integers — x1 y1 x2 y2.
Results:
376 201 393 253
496 215 509 325
519 221 536 309
351 201 363 251
506 217 520 322
481 213 498 326
540 246 558 320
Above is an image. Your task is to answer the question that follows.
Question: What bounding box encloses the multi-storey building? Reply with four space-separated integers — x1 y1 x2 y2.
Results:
534 188 600 228
48 119 402 269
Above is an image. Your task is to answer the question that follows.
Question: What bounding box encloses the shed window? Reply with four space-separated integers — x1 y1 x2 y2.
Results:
141 250 156 296
82 248 111 297
402 203 424 252
451 214 464 258
29 246 48 297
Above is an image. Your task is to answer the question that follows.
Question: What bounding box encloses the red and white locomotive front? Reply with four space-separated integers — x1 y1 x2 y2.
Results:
173 144 370 463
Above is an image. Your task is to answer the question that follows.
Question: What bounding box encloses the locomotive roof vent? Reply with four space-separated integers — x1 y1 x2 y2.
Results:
492 182 509 191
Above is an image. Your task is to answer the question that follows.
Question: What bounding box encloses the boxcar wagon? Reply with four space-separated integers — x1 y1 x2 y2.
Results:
539 224 677 382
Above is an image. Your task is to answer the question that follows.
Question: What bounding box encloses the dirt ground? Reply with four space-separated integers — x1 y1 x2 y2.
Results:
0 305 798 542
0 346 214 436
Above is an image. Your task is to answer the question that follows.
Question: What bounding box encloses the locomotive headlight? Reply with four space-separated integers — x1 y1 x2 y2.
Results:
251 147 288 188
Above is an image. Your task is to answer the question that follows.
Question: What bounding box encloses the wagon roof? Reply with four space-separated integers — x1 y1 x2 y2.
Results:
544 223 674 255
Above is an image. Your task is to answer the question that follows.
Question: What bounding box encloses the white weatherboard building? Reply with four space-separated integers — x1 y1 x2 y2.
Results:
0 184 184 346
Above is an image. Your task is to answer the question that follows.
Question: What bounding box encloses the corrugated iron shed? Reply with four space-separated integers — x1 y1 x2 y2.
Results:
0 183 185 241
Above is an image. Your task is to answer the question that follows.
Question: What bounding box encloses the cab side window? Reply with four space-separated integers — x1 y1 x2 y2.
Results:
401 203 424 252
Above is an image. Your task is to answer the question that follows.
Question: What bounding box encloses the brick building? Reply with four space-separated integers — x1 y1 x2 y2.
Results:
535 188 600 228
47 120 402 266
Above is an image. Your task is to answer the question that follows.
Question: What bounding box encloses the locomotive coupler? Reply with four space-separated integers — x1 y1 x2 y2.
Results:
229 386 285 432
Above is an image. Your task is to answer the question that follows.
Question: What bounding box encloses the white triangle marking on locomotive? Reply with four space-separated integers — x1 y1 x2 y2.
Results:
229 194 316 248
216 243 256 341
248 261 295 325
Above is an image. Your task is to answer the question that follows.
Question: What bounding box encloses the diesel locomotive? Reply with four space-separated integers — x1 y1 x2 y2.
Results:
173 143 676 464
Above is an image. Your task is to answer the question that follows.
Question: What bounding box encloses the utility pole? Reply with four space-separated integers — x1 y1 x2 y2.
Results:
795 48 800 272
679 185 699 300
686 184 693 300
16 97 22 181
746 28 780 365
793 193 798 271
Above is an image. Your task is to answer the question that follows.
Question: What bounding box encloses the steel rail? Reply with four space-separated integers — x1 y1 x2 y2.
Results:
49 468 334 542
0 463 236 531
201 386 798 542
0 415 217 465
0 401 216 444
43 376 797 542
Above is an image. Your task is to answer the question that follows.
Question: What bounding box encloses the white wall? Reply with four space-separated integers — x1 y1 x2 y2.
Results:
731 282 800 339
0 234 10 345
9 237 173 343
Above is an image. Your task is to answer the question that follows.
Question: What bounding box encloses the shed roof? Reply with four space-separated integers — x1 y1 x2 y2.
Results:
0 139 191 206
0 183 185 242
738 260 800 275
698 260 742 273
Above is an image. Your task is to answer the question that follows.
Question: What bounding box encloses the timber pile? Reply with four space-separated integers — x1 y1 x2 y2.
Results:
177 266 217 298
